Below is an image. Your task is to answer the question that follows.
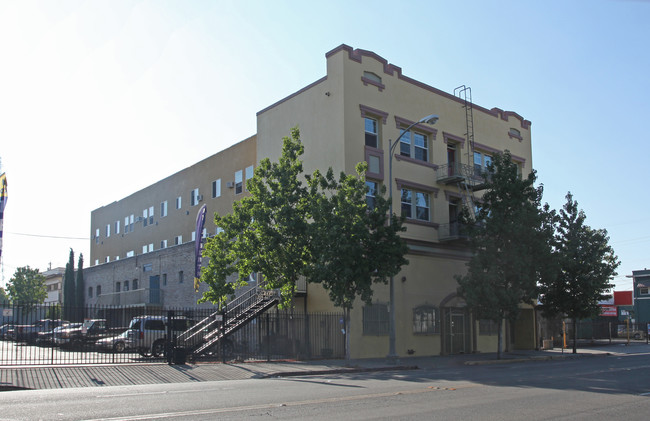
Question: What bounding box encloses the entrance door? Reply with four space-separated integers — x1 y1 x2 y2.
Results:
447 146 456 176
449 311 465 354
149 275 160 304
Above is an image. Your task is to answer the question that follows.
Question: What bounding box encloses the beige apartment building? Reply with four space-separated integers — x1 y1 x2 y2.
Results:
86 44 536 358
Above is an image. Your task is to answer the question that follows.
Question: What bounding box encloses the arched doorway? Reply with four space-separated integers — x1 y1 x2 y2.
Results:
440 293 472 355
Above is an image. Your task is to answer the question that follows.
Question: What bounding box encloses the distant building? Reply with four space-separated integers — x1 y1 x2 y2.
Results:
42 267 64 304
631 269 650 324
86 44 535 358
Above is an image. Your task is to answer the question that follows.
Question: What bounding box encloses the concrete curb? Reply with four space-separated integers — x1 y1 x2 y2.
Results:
464 352 612 366
261 365 419 378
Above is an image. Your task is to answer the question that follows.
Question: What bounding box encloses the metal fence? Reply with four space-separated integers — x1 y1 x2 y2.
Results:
0 302 345 366
547 319 650 347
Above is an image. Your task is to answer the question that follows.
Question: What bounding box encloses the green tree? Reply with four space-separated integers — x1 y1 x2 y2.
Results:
63 249 75 320
456 151 552 359
539 193 620 353
0 286 9 304
199 127 312 307
306 163 408 359
75 253 85 320
6 266 47 305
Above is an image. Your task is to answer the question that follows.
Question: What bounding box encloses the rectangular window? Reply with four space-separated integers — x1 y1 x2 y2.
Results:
179 271 184 284
133 279 138 290
149 206 154 225
192 231 196 241
105 256 110 263
143 264 153 272
161 239 168 249
364 117 378 148
143 208 148 227
190 188 199 206
130 214 134 232
176 196 182 209
148 243 153 253
95 228 100 243
212 179 221 198
401 189 430 221
400 129 428 162
115 220 120 235
363 303 389 335
479 319 499 336
106 224 110 238
245 165 254 181
161 200 168 217
126 250 134 258
96 285 101 296
413 306 439 334
640 287 649 295
123 280 129 292
474 151 492 176
115 282 121 293
162 273 167 286
124 216 130 234
175 235 182 245
142 245 148 254
235 170 243 194
366 181 377 210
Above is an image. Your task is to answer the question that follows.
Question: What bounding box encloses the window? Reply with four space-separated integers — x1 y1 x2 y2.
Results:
212 179 221 198
115 220 120 235
161 239 168 249
365 117 378 148
399 129 428 162
640 287 649 295
161 200 168 217
473 151 492 177
245 165 254 181
96 285 101 296
363 303 389 335
105 256 110 263
130 214 134 232
162 273 167 286
148 243 153 253
88 287 93 298
192 231 196 241
115 282 121 293
366 181 377 210
176 196 182 209
413 306 439 334
133 279 138 290
363 71 381 84
142 208 148 227
143 264 152 272
123 280 129 292
149 206 154 225
179 271 184 284
106 224 110 238
124 216 130 234
190 188 199 206
95 228 99 243
142 245 148 254
126 250 135 258
401 189 430 221
235 170 243 194
479 319 499 336
175 235 182 245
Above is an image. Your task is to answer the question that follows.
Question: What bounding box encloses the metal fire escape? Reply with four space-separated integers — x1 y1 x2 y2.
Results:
178 282 279 358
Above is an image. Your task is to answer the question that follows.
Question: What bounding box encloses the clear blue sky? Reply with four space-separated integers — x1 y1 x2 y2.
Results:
1 0 648 291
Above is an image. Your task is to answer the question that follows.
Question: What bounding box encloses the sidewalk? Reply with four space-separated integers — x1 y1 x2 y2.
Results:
1 342 646 391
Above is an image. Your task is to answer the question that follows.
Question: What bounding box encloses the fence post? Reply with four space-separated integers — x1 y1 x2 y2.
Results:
266 312 270 362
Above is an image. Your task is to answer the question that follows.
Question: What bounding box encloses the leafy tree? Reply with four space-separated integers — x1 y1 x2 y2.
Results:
63 249 75 320
199 127 312 307
306 163 408 359
6 266 47 305
539 193 620 353
75 253 85 320
0 286 9 304
456 151 553 359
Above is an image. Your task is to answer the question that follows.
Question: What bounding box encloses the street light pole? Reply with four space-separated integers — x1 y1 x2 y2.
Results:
387 113 439 361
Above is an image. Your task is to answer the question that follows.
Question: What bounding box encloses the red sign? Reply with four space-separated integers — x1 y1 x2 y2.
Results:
600 305 617 317
614 291 633 306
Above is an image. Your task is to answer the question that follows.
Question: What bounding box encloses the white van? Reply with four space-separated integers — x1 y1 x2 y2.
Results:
127 315 193 358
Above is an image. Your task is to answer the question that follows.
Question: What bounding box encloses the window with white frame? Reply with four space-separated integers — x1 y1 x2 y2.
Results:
115 220 120 235
473 151 492 177
106 224 110 238
161 200 168 217
95 228 99 243
126 251 135 258
365 117 378 148
142 245 148 254
105 256 110 263
161 239 168 249
366 181 377 210
175 235 183 245
148 206 154 225
399 129 428 162
245 165 254 181
413 306 439 334
401 188 430 221
143 208 149 227
124 216 130 234
235 170 243 194
129 214 134 232
190 188 200 206
212 179 221 198
148 243 153 252
192 231 196 241
176 196 182 209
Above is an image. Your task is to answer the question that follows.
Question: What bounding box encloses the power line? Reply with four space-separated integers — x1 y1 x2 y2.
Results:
6 232 88 240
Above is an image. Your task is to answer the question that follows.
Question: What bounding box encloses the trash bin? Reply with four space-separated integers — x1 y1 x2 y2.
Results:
172 347 186 365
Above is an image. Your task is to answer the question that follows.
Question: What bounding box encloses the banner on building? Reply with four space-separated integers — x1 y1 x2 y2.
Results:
600 305 618 317
0 172 7 263
194 204 207 292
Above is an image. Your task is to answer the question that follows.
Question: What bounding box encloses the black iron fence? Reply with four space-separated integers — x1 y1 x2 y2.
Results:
0 302 345 366
545 319 650 347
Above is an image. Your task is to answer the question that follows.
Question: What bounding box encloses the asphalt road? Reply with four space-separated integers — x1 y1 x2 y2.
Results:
1 351 650 420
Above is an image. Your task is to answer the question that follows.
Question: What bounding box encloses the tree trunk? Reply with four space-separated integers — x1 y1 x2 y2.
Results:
344 306 351 362
572 317 578 354
497 318 503 360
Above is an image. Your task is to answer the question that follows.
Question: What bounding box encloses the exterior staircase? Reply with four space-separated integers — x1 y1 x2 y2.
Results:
178 282 279 357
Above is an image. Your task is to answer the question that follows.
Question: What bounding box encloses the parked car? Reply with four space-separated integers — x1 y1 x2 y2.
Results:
12 319 68 343
95 329 135 353
128 315 194 358
36 323 81 346
54 319 124 348
0 323 14 340
617 325 647 340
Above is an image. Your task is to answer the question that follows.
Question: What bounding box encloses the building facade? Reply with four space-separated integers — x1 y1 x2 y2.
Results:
43 267 64 304
87 44 536 358
631 269 650 324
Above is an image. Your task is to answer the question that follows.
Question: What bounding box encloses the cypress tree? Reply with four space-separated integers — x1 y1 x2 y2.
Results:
75 253 85 321
63 249 75 321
